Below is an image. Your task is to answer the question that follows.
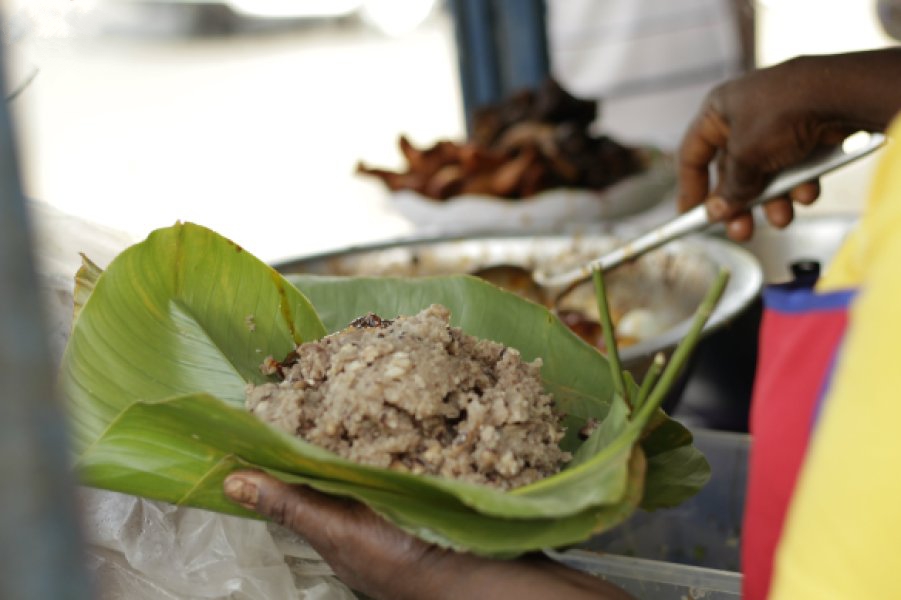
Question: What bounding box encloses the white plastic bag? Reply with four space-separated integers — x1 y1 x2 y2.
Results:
80 490 355 600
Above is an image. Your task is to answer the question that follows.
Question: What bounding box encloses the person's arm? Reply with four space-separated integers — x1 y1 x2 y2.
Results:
224 471 635 600
678 48 901 240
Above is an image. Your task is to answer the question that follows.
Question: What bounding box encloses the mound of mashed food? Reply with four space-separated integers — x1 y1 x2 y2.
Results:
245 304 570 489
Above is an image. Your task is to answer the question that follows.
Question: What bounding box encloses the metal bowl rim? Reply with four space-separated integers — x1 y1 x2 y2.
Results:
272 232 764 366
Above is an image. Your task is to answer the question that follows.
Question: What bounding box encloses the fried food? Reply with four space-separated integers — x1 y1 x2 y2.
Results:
357 78 642 200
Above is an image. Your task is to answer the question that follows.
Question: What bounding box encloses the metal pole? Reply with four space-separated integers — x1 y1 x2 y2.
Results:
0 22 95 600
448 0 550 133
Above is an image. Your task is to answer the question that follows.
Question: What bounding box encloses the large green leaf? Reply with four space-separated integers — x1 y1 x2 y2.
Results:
79 389 633 518
61 223 710 556
77 392 647 556
66 228 640 518
272 448 648 557
64 223 327 450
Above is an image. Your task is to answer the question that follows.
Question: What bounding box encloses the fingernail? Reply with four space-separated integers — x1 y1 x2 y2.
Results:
727 219 749 240
706 197 729 220
224 475 258 508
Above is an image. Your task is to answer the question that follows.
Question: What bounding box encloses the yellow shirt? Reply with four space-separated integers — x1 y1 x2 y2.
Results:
770 119 901 598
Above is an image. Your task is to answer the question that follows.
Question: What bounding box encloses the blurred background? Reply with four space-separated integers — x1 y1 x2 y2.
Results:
2 5 899 596
2 0 899 263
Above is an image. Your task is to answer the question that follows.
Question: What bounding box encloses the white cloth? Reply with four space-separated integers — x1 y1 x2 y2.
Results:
546 0 744 151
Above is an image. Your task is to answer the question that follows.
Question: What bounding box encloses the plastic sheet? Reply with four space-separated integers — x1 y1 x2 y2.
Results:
80 490 355 600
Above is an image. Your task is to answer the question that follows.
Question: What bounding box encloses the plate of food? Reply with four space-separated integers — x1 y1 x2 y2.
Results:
357 79 676 234
62 223 733 559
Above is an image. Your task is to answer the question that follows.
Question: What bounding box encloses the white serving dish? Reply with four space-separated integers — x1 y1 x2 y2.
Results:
390 150 676 235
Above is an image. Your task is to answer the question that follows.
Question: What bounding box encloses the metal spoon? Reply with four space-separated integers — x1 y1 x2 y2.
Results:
533 131 887 290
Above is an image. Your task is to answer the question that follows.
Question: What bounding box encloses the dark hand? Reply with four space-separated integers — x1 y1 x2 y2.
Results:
224 470 634 600
678 49 901 240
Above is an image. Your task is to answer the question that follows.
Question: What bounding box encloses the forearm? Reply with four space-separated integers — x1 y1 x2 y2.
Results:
795 48 901 131
427 553 635 600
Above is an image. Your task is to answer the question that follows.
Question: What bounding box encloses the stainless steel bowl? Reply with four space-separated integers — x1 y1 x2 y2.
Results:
274 232 763 377
739 214 858 283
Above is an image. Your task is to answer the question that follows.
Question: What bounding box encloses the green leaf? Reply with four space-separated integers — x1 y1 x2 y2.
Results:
641 444 711 511
61 223 711 556
570 393 630 467
638 415 711 510
63 222 327 450
73 253 102 324
70 265 636 519
77 391 648 557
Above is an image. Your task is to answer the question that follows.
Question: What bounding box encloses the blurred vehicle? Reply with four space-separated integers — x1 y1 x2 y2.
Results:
103 0 438 36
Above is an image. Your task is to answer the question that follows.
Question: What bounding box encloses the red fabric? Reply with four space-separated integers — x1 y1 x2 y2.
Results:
741 306 850 600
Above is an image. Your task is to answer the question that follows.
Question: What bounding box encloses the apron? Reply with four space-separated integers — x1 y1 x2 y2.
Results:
741 278 856 600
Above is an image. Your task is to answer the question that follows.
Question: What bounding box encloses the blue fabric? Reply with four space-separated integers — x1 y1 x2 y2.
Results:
811 350 843 429
762 286 857 314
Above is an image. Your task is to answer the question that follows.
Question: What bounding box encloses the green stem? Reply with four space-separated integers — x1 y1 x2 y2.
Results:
636 269 730 423
592 267 628 409
635 352 666 412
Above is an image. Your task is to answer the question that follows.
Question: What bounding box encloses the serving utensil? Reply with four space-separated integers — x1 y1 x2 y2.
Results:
533 131 887 290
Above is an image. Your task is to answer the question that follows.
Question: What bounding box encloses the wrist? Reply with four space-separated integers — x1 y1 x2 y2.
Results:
426 554 636 600
789 50 901 131
387 549 486 600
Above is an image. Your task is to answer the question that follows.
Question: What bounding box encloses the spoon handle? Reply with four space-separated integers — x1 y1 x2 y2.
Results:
753 131 887 208
536 131 887 286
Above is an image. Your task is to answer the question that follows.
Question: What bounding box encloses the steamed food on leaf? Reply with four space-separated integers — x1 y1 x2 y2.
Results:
246 304 571 490
63 223 714 557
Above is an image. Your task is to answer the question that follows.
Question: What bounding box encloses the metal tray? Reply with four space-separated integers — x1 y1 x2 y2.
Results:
274 232 762 376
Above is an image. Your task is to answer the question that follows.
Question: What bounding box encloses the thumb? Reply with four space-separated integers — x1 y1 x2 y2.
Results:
223 470 348 548
223 470 454 599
